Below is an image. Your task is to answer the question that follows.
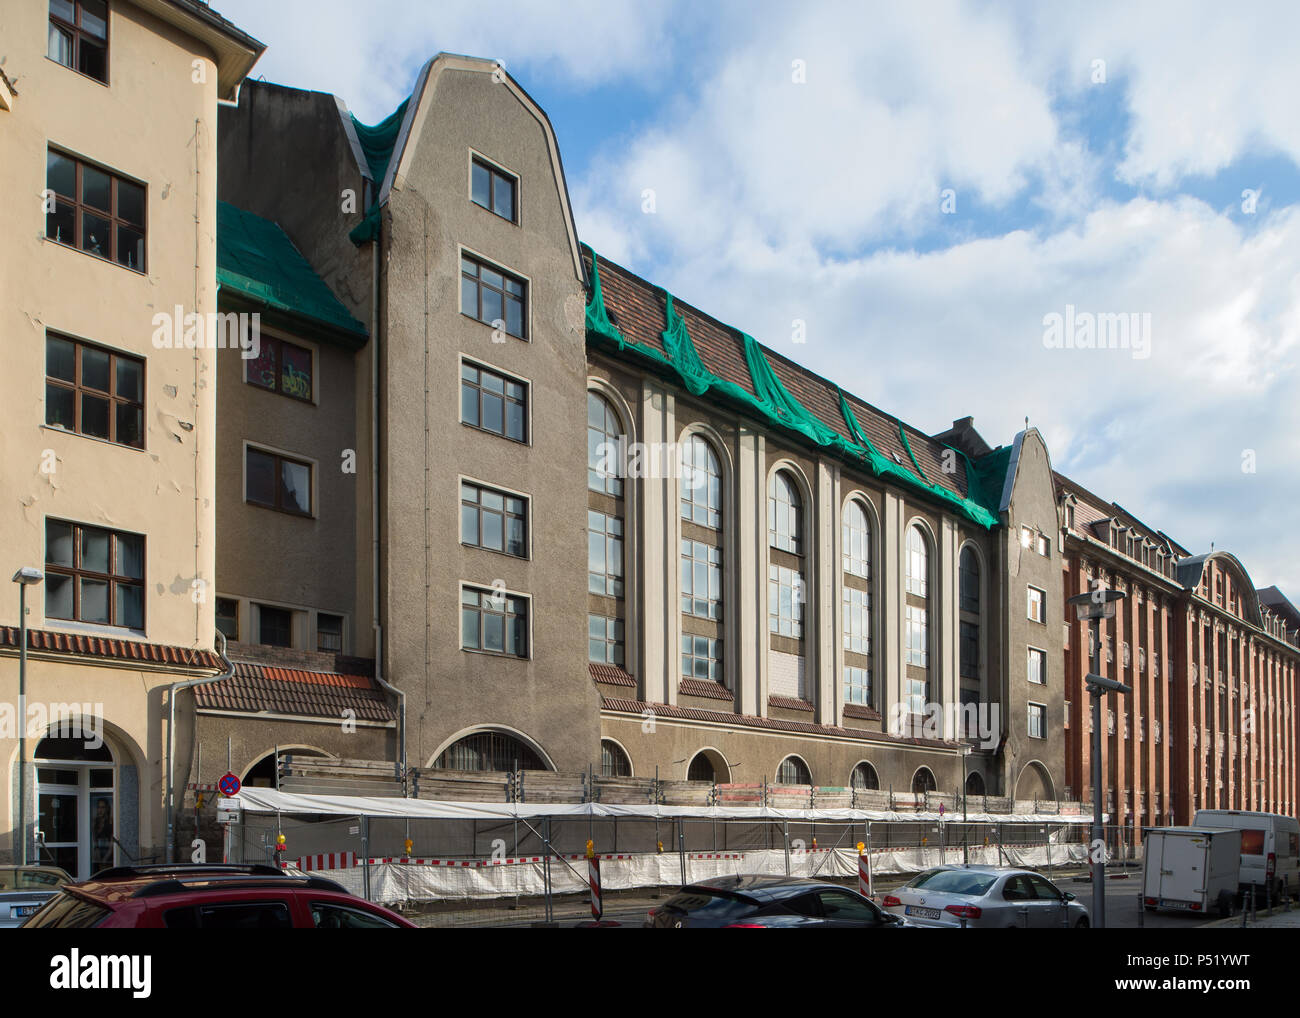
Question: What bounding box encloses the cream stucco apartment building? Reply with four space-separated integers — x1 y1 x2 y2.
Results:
0 0 261 875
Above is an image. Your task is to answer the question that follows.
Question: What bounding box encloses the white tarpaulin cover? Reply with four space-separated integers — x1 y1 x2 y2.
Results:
233 787 1099 825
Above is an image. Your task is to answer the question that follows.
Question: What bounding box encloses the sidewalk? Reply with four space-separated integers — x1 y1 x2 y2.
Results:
1202 905 1300 928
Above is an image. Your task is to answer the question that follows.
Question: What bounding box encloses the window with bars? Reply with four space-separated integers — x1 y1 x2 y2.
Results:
460 254 526 338
776 756 810 785
471 157 517 222
588 615 624 666
257 604 293 648
48 0 108 83
44 518 143 628
316 613 344 653
45 333 142 447
768 564 804 638
681 539 722 620
600 740 631 778
246 447 312 516
843 586 871 655
681 634 722 683
461 586 529 658
461 361 527 443
461 482 527 558
46 149 144 269
246 337 313 401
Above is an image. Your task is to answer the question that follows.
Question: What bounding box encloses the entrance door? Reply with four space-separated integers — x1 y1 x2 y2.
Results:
34 738 115 880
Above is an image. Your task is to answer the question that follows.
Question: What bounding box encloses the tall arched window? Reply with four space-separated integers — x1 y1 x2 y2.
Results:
681 433 724 686
680 434 721 528
843 498 873 708
587 392 626 669
768 471 801 553
843 500 870 578
958 546 981 738
904 524 931 724
587 392 622 496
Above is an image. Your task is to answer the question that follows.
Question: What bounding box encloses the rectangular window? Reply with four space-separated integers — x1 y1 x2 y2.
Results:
587 510 623 597
45 332 143 447
845 665 872 706
44 518 143 628
842 586 870 655
460 361 527 442
681 634 722 683
1037 534 1050 557
48 0 108 83
246 336 313 401
470 157 517 223
681 540 722 620
461 586 529 658
215 597 239 641
45 148 144 269
960 620 979 679
245 447 312 516
905 605 928 667
1027 646 1047 685
1027 585 1045 623
904 677 927 717
317 613 344 653
460 254 526 338
257 604 293 648
461 482 527 558
768 564 804 639
588 614 624 666
1028 702 1047 739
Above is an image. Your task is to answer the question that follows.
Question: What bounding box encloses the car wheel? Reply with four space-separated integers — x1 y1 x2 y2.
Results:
1075 916 1090 929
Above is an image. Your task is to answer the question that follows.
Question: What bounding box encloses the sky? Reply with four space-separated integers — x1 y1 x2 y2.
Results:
216 0 1300 597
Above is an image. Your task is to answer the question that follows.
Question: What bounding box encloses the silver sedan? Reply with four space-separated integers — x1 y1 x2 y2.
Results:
881 865 1091 928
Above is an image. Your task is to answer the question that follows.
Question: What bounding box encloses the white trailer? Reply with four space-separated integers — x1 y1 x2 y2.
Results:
1142 826 1240 918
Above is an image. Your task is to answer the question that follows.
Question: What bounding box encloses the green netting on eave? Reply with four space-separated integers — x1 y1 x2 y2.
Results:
348 97 410 245
217 201 367 341
582 244 998 529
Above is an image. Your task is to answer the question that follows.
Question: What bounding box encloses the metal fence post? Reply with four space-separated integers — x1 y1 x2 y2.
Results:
361 815 371 902
783 820 791 877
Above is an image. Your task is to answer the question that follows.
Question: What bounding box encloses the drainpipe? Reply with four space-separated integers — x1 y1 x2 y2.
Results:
165 630 234 863
368 216 406 785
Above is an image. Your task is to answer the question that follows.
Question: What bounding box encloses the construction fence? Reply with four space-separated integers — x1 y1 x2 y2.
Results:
223 788 1135 911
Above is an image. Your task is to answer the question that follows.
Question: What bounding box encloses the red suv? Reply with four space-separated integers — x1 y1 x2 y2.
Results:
21 864 417 928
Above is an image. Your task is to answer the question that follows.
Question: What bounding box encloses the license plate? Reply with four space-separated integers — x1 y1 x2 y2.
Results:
1160 900 1189 910
906 906 941 919
11 905 40 918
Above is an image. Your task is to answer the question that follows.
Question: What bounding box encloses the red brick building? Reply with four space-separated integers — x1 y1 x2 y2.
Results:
1058 474 1298 833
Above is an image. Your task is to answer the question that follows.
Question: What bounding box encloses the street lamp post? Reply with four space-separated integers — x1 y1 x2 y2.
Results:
12 567 44 867
1068 587 1129 930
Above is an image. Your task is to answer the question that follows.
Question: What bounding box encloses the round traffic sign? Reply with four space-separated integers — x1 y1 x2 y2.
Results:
219 772 241 796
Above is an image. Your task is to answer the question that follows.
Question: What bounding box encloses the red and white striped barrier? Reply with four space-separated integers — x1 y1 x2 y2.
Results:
858 852 872 898
589 857 602 920
358 850 746 868
689 853 744 860
296 852 359 872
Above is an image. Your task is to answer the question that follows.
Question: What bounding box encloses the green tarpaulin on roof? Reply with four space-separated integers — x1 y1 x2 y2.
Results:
348 98 409 245
217 201 367 343
583 244 1000 529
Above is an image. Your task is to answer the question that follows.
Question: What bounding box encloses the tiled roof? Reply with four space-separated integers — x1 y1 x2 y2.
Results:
589 662 636 687
601 696 951 749
679 678 734 701
0 627 220 668
768 695 814 712
589 253 974 505
194 658 395 722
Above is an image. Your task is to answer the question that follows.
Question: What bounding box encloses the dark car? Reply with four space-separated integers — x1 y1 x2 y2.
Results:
646 874 909 928
0 866 73 929
20 863 416 929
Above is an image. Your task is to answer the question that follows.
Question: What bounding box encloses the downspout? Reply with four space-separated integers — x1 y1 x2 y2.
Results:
368 212 406 785
165 630 234 862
